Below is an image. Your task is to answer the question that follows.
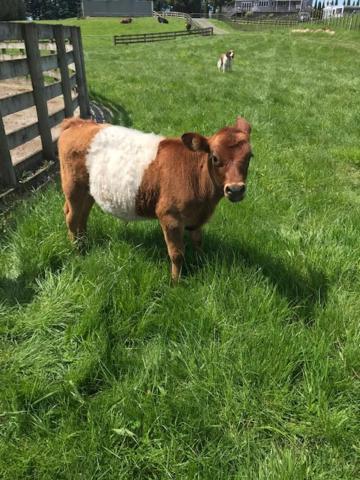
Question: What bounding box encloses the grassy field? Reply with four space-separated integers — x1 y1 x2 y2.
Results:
1 18 360 479
45 16 188 35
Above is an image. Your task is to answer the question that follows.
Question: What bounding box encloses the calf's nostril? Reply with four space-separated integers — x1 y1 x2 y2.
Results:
225 184 246 195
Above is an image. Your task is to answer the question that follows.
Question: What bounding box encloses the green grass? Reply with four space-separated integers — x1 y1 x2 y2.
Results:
44 16 188 36
1 19 360 479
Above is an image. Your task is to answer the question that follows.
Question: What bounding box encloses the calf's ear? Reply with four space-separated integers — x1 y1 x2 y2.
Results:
181 133 210 153
235 117 251 136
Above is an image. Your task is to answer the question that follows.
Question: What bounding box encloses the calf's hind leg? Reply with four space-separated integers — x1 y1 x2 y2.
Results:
64 186 94 244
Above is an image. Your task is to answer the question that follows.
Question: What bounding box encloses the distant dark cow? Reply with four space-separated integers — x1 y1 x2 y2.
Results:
158 16 169 24
58 116 252 282
120 17 132 24
186 22 192 31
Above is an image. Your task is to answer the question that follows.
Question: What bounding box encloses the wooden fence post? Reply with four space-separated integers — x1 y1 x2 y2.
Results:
0 114 17 187
22 23 55 161
54 25 73 118
77 27 90 114
71 27 90 118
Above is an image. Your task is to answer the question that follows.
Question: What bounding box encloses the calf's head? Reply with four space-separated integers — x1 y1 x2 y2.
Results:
182 116 252 203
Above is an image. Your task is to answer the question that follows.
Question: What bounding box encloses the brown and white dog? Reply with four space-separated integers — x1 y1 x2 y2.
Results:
217 50 235 73
58 116 252 281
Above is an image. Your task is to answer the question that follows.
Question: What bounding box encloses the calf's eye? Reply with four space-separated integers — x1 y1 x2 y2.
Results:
211 154 222 167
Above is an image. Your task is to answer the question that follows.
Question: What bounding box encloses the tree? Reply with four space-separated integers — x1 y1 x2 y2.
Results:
24 0 79 19
0 0 26 20
168 0 202 13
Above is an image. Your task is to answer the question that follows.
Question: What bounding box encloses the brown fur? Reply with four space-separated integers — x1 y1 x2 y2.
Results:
58 118 106 242
58 116 252 281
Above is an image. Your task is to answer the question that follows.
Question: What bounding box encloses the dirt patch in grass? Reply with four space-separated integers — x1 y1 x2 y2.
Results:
292 28 335 35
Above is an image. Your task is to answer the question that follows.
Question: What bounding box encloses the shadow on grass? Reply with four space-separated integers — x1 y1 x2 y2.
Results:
0 252 66 307
89 89 132 127
204 233 328 324
0 275 36 306
92 225 328 324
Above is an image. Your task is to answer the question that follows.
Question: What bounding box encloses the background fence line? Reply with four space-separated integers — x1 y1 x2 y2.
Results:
210 13 360 31
0 22 90 190
153 10 202 29
114 27 213 45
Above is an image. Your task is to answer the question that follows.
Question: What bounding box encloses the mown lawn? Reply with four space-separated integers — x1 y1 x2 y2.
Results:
45 16 188 35
1 19 360 479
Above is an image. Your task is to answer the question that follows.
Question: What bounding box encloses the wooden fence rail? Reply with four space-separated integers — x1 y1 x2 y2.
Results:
153 10 202 28
0 22 90 189
114 27 213 45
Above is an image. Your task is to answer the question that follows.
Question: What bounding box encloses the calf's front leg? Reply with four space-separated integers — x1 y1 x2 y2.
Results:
159 215 185 282
189 228 204 254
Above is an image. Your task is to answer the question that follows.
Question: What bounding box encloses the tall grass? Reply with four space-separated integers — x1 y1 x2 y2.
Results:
0 19 359 479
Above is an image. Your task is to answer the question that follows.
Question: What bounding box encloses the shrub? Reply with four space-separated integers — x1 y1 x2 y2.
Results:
0 0 26 20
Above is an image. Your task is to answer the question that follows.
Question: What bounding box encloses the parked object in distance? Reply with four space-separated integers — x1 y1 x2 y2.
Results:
299 12 311 21
217 50 235 73
158 16 169 24
58 116 252 282
120 17 132 24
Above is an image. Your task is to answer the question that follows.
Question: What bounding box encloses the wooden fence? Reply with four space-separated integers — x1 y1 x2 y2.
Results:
114 27 213 45
153 10 201 29
0 22 90 189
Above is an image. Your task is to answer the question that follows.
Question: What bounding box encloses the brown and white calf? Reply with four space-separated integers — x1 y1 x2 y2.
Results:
58 116 252 281
217 50 235 73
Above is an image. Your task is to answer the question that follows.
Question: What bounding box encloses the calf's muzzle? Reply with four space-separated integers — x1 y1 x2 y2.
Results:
224 183 246 202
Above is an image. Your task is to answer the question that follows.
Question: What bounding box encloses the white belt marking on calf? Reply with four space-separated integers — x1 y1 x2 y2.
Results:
86 125 164 221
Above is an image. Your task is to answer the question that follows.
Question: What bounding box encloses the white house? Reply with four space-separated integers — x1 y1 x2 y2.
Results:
323 5 360 19
233 0 312 15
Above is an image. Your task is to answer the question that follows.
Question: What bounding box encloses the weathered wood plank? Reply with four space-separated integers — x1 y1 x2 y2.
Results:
7 120 40 151
0 77 76 117
40 54 59 72
45 81 63 102
8 98 79 151
54 25 73 117
44 50 73 70
36 24 54 40
0 41 72 51
0 22 22 41
71 27 90 118
77 27 90 116
0 90 34 117
71 96 79 110
22 23 55 160
13 147 43 170
0 58 29 80
62 27 71 39
0 113 17 186
0 51 74 80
